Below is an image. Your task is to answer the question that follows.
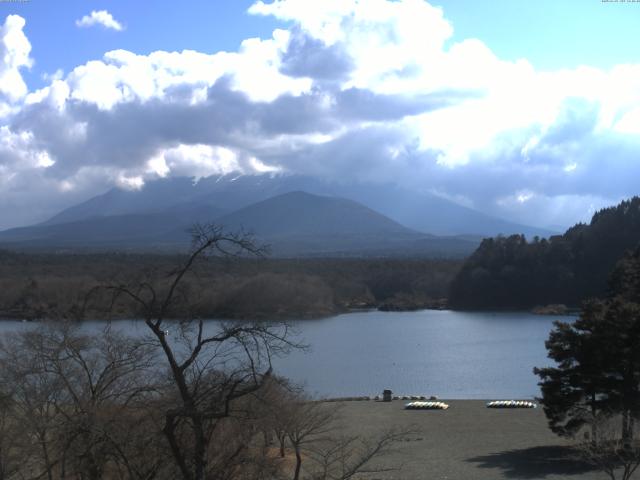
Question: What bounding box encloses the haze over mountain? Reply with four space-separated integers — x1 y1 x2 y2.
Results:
39 174 554 237
0 188 481 257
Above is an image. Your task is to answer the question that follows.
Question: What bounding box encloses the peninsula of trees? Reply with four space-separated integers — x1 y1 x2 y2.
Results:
450 197 640 310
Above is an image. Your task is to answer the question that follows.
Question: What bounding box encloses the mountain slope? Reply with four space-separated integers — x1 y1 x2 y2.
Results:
0 191 479 257
39 174 554 238
42 177 207 226
336 183 554 237
199 191 449 256
216 191 419 237
0 205 224 248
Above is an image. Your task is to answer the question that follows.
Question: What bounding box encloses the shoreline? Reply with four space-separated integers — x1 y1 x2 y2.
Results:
321 395 541 402
0 305 578 323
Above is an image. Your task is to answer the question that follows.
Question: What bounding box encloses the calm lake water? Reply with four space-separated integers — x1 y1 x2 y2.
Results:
275 310 569 399
0 310 571 399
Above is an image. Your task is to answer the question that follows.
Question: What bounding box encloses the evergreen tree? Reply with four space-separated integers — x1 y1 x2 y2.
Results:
534 300 612 440
535 248 640 445
609 247 640 303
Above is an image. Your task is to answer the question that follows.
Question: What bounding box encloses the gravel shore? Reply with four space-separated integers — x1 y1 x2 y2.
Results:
332 400 602 480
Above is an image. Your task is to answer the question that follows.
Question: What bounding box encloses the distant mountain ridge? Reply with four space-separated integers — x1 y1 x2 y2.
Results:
0 190 479 257
0 206 222 247
40 173 554 238
0 173 560 256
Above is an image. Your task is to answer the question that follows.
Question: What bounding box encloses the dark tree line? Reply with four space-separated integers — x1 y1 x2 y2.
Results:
450 197 640 309
0 250 460 321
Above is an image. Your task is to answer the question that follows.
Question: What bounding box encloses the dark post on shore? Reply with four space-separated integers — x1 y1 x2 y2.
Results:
383 389 392 402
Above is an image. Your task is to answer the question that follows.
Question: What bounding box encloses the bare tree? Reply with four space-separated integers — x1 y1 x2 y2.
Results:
306 429 409 480
0 327 66 480
0 323 162 480
0 391 22 480
575 414 640 480
285 398 338 480
265 387 412 480
98 224 299 480
260 377 302 459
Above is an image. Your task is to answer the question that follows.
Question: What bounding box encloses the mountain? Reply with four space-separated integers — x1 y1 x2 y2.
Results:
0 204 224 248
193 191 441 256
39 174 554 238
0 191 479 256
216 191 416 237
42 177 208 226
450 196 640 309
336 184 554 238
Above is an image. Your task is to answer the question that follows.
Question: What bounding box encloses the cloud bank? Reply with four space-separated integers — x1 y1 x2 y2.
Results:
1 1 640 230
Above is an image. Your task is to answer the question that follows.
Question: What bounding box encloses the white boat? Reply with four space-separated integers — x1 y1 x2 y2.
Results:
405 401 449 410
486 400 536 409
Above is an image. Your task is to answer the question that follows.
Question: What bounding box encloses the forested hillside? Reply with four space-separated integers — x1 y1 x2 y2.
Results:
450 197 640 309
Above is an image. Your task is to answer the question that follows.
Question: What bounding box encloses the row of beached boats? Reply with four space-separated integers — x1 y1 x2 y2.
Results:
374 395 435 401
486 400 536 408
405 401 450 410
404 400 537 410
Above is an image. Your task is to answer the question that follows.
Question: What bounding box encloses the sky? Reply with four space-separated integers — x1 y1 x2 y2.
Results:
0 0 639 230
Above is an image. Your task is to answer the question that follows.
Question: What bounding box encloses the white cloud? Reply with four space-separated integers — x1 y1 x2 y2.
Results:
564 162 577 173
147 144 245 180
615 106 640 134
75 10 124 31
55 31 310 111
250 0 453 92
0 15 32 103
116 174 143 190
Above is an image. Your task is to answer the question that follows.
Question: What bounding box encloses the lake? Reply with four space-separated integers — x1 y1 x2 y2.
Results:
275 310 569 399
0 310 570 399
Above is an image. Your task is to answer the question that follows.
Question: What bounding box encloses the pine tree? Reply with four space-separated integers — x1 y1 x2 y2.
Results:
535 247 640 445
534 300 612 440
